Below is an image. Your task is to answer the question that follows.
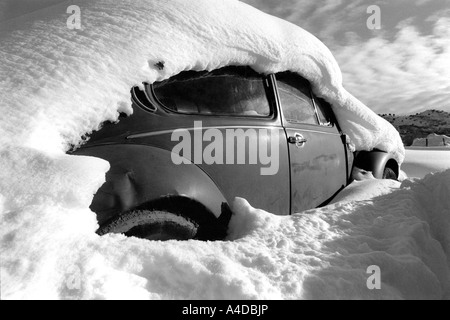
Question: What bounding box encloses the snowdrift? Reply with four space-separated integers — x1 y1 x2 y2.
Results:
2 161 450 299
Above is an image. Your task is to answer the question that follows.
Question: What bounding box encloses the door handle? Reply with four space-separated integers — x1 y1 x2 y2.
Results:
288 133 307 147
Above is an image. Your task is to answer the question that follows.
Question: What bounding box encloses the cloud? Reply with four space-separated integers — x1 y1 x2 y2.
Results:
0 0 68 22
241 0 450 113
335 18 450 114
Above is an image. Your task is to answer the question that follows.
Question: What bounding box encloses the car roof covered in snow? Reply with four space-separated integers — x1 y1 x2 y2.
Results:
0 0 404 163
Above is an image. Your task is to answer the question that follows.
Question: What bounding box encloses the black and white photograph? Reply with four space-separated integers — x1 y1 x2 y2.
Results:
1 0 449 302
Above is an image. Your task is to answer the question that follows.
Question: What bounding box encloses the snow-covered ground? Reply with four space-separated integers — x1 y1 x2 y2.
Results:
1 0 448 300
403 147 450 179
2 159 450 300
1 140 449 300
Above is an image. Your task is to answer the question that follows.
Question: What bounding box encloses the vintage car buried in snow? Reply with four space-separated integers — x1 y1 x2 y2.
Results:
72 66 400 241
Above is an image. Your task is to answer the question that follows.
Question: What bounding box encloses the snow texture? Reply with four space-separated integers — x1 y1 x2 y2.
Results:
0 0 404 161
2 163 450 299
2 0 442 300
402 147 450 179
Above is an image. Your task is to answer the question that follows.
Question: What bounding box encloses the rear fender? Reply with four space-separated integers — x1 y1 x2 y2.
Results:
73 144 228 225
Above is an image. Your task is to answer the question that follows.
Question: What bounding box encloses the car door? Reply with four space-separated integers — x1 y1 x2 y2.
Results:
274 72 347 214
148 66 291 215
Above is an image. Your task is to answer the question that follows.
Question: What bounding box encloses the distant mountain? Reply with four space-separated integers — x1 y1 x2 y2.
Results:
379 109 450 146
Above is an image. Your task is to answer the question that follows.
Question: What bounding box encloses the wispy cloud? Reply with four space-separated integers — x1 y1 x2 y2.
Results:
242 0 450 113
335 16 450 114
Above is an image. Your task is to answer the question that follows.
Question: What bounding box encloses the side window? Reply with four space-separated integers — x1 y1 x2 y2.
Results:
314 97 335 127
276 72 318 125
152 67 271 117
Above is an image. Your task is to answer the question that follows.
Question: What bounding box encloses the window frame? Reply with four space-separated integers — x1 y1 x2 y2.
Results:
273 72 336 128
311 93 335 128
149 66 276 120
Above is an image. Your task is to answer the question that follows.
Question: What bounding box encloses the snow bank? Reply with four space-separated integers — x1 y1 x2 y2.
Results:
0 0 404 161
331 167 401 203
402 148 450 179
3 164 450 299
412 134 450 147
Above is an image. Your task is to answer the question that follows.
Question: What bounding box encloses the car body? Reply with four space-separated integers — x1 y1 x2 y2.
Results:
71 66 399 240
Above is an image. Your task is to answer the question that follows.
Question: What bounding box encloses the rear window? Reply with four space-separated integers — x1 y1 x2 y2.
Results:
152 67 272 117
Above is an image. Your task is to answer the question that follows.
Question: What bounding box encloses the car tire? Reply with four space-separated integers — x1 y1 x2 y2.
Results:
382 167 397 180
97 210 200 241
97 196 230 241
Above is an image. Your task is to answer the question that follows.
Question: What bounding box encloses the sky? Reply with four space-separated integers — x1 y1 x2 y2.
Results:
241 0 450 114
1 0 449 114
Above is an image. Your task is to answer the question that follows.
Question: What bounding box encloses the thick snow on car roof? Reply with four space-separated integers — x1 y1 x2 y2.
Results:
0 0 404 163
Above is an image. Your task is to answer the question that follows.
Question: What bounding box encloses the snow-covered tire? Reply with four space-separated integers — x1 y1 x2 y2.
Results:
97 210 199 241
382 167 397 180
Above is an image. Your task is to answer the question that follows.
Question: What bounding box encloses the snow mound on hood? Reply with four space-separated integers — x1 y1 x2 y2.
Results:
0 0 404 162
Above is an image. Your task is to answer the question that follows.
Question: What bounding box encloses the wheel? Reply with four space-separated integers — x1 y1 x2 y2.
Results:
382 167 397 180
97 210 199 241
96 196 230 241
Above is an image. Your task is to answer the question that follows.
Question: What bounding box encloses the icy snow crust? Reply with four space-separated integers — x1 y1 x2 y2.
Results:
3 0 443 299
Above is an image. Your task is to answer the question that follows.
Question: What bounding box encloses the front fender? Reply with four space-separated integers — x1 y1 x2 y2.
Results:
73 144 228 225
353 150 397 179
